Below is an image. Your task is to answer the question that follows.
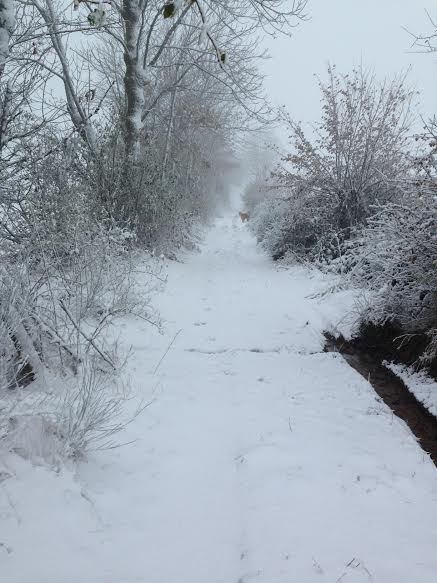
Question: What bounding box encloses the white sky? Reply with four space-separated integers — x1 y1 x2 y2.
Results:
262 0 437 135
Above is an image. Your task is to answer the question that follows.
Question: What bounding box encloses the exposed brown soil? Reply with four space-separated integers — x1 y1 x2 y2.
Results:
324 332 437 467
350 322 437 378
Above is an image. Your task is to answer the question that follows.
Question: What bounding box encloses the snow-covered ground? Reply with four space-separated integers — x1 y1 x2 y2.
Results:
386 362 437 419
2 216 437 583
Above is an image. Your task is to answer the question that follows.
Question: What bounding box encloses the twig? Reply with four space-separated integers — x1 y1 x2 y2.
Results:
153 329 182 374
31 313 81 373
59 300 116 370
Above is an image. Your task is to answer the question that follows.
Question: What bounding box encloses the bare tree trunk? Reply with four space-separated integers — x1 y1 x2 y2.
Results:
0 0 14 79
161 86 177 183
122 0 144 158
0 81 11 153
9 306 44 381
33 0 96 148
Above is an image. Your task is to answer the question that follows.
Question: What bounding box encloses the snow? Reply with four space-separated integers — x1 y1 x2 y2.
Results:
1 215 437 582
174 0 185 11
385 362 437 418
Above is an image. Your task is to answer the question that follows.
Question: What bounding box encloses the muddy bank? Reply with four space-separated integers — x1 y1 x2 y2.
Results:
350 322 437 378
324 332 437 467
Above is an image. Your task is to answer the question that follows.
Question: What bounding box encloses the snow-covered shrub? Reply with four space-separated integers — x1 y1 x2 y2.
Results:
0 218 160 392
48 224 158 321
250 193 289 254
348 194 437 362
0 359 146 463
77 111 233 256
0 265 45 389
0 239 160 462
424 331 437 364
250 185 348 264
54 362 146 458
257 66 413 263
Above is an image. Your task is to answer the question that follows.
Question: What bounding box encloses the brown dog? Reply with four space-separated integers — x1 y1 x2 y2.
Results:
239 211 250 223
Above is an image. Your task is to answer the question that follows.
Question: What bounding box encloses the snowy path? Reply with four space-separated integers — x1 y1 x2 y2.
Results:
2 217 437 583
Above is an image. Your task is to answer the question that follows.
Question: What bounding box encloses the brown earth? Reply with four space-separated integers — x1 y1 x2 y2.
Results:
324 331 437 467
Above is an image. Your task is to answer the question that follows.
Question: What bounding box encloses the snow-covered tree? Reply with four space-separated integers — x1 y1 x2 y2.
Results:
278 66 412 233
253 66 414 262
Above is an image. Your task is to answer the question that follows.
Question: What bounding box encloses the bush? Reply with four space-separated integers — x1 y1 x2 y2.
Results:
254 66 413 263
347 195 437 363
0 221 161 462
250 187 350 264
